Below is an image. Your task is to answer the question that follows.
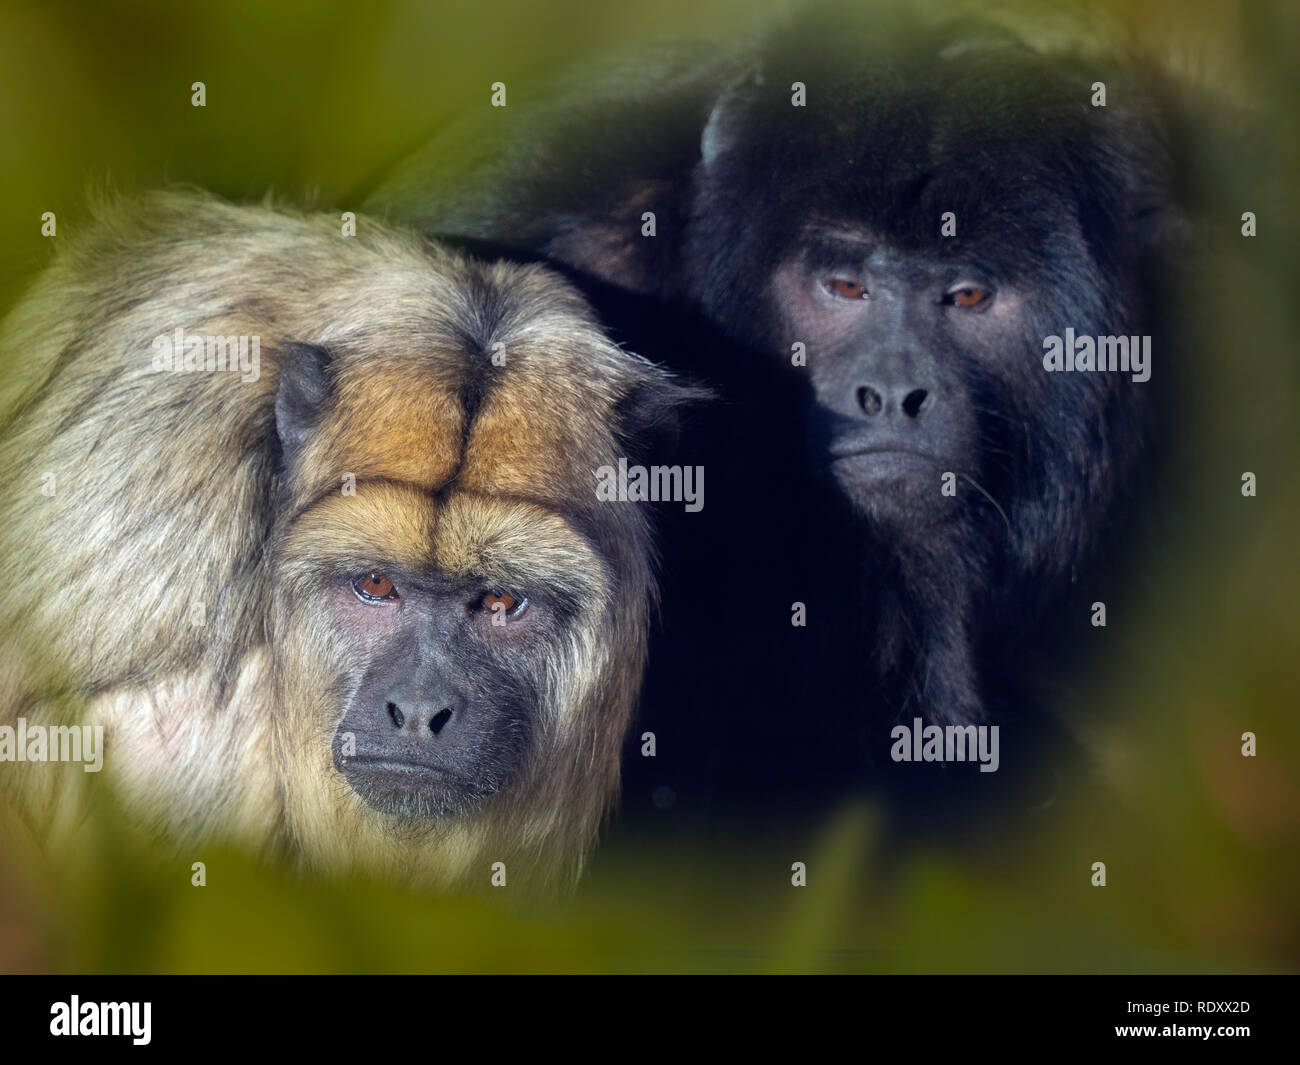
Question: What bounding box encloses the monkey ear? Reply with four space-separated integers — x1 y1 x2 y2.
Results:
699 99 730 169
616 369 713 461
700 81 748 170
700 52 770 170
274 343 333 463
542 179 678 294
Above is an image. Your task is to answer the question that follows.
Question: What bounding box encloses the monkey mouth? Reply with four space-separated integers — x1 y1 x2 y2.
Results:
341 757 461 782
826 444 946 465
337 755 489 818
822 446 950 481
340 760 498 821
820 444 962 526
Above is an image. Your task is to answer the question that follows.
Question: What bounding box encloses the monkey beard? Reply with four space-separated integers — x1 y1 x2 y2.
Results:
864 530 986 728
808 448 1014 732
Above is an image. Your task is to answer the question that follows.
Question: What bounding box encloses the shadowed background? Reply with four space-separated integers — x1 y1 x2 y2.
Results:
0 0 1295 972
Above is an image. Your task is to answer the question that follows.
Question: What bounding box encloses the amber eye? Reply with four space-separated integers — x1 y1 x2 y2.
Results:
353 572 397 601
946 284 992 309
480 589 522 616
823 278 868 301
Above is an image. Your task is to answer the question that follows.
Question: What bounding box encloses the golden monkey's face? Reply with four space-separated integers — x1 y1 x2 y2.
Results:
280 486 609 820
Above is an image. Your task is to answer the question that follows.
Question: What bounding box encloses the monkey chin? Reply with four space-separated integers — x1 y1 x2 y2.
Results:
825 450 962 531
336 758 503 823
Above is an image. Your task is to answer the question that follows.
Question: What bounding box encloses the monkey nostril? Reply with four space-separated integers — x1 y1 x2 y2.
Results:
386 702 404 728
857 386 884 416
902 388 929 418
429 708 453 736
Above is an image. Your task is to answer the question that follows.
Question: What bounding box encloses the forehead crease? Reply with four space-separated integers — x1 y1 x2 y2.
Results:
455 368 613 501
313 364 465 490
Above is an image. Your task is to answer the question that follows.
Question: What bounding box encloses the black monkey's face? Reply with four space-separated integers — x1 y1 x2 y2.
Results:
774 227 1032 527
689 22 1164 557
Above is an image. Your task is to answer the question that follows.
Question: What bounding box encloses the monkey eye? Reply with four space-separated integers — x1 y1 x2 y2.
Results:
353 572 398 602
944 283 993 310
478 589 526 618
821 278 868 301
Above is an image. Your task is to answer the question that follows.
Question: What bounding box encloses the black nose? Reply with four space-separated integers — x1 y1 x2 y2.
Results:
856 383 932 419
385 699 455 738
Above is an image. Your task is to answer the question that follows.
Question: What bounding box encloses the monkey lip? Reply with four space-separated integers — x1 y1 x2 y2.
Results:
824 445 947 467
339 756 492 820
339 757 463 785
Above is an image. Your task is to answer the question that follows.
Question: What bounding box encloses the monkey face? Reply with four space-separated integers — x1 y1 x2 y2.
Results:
277 481 613 826
771 238 989 530
690 56 1157 557
329 573 537 820
264 301 635 842
681 15 1163 547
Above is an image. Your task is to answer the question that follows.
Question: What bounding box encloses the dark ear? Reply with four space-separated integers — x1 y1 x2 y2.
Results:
274 343 333 463
543 178 679 295
616 369 713 462
699 95 733 171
